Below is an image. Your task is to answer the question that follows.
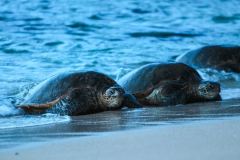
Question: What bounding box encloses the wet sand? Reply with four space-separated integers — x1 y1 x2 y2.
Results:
1 99 240 149
1 99 240 159
1 117 240 160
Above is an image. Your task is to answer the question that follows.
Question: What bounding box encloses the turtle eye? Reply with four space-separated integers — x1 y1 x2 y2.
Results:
210 85 216 90
105 88 119 97
109 90 115 95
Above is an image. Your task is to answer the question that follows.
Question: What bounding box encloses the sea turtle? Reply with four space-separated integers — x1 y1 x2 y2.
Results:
18 71 141 116
118 63 221 106
176 45 240 73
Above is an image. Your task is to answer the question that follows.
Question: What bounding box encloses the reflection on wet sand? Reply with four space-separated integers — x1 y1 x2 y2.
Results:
1 99 240 149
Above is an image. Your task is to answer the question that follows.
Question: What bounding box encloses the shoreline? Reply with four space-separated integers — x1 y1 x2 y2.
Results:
1 117 240 160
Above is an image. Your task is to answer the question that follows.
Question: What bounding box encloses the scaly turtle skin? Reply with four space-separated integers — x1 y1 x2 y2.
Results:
18 71 140 116
176 45 240 73
118 63 221 106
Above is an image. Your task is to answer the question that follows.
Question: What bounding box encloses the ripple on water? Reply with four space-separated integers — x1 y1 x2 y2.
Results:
0 16 8 21
88 14 103 20
128 31 201 38
1 48 31 54
131 8 151 14
44 41 64 47
21 17 43 22
66 22 102 32
212 15 240 23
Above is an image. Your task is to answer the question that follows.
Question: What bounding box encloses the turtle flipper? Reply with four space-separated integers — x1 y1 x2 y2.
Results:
17 96 62 114
133 86 154 99
123 94 142 108
147 81 187 106
132 80 187 106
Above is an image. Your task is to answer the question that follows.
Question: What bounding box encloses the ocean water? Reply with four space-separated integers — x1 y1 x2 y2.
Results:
0 0 240 139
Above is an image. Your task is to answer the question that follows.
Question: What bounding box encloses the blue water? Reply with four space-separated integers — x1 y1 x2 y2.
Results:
0 0 240 128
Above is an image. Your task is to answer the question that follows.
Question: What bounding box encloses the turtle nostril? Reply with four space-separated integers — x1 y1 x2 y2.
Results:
204 89 207 94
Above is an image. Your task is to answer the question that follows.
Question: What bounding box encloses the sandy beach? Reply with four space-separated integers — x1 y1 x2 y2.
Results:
1 118 240 160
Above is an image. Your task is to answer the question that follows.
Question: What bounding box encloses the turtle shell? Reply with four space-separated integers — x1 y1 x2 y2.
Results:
118 63 202 94
21 71 120 115
176 45 240 72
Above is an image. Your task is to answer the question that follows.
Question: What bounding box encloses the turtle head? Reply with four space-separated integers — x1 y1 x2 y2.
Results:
195 81 221 100
102 85 125 109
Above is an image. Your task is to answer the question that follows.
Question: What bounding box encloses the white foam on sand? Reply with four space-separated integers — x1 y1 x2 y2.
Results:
0 105 20 117
0 113 70 129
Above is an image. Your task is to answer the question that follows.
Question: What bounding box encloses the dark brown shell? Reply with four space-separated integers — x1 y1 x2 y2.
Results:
22 71 118 115
118 63 202 94
176 45 240 72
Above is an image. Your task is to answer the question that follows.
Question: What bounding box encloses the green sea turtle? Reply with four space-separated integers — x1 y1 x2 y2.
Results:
18 71 141 116
176 45 240 73
118 63 221 106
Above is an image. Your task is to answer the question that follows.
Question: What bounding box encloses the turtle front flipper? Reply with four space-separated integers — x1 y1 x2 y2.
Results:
123 94 143 108
133 86 154 99
133 81 187 106
17 96 63 114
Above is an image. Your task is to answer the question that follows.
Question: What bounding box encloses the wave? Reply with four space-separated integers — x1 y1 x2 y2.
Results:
198 68 240 82
0 104 20 117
